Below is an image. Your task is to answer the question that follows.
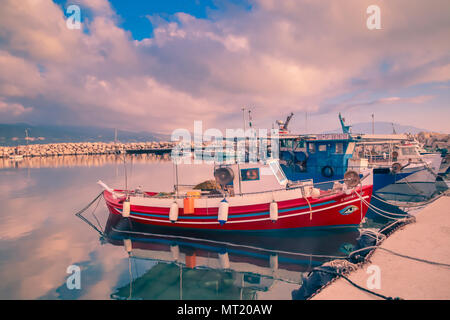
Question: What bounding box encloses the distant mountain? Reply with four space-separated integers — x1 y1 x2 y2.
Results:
0 123 170 146
323 121 429 135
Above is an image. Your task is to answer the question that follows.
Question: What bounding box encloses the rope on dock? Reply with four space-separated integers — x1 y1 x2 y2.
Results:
348 215 450 268
300 215 435 300
348 217 416 264
348 246 450 268
310 267 402 300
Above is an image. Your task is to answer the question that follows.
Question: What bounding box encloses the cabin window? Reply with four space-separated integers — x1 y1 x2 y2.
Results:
318 144 327 152
336 143 343 154
308 143 316 153
268 160 288 185
241 168 260 181
280 139 294 148
401 147 416 156
294 140 305 149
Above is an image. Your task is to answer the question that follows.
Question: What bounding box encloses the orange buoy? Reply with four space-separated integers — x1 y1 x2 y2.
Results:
185 253 197 269
184 197 195 214
184 191 200 214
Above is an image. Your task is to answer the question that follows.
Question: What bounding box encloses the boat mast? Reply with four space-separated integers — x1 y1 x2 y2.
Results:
339 113 351 134
25 128 29 145
305 111 308 134
372 114 375 134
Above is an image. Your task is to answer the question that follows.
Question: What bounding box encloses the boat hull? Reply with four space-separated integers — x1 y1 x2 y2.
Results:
373 163 438 201
103 186 372 231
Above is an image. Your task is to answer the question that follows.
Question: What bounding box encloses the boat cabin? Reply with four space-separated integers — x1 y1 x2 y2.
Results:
213 159 289 196
279 133 355 180
352 141 422 166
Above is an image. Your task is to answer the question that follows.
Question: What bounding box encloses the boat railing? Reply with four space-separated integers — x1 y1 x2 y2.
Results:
136 176 355 200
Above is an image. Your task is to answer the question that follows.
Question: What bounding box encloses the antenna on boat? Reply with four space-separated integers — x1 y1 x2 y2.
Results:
241 107 246 132
25 128 29 146
372 114 375 134
175 161 179 198
392 123 397 134
123 152 128 198
305 111 307 134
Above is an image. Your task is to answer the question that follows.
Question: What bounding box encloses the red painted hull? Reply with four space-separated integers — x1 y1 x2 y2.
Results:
103 185 372 231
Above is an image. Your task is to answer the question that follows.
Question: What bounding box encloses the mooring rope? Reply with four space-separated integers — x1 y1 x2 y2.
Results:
75 191 105 236
311 267 402 300
359 229 386 245
348 246 450 268
354 190 410 219
403 176 426 195
90 194 103 232
74 191 103 216
372 192 446 208
418 158 439 178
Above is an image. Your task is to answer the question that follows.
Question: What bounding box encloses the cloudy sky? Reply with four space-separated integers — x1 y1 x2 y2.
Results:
0 0 449 134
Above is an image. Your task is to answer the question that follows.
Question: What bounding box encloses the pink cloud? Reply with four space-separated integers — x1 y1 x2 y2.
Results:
0 100 33 116
0 0 448 132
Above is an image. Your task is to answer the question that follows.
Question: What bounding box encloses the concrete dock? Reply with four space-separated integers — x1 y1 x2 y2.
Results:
312 194 450 300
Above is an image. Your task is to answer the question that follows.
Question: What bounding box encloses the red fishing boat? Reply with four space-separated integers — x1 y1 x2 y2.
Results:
100 160 373 231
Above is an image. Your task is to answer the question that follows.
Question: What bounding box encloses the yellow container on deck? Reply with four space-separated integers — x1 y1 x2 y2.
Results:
187 191 201 198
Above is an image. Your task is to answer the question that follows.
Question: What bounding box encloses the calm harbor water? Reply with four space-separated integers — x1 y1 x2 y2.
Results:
0 154 388 300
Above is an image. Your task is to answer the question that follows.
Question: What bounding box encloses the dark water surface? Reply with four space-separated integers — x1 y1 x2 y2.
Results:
0 154 374 300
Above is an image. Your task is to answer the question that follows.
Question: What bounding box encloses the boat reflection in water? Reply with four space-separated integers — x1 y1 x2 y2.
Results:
98 213 361 300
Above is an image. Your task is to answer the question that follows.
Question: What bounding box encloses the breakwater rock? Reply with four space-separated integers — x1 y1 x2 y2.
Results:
415 132 450 151
0 141 176 158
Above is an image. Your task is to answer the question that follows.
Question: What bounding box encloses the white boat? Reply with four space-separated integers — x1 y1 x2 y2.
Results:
352 140 440 201
9 154 24 161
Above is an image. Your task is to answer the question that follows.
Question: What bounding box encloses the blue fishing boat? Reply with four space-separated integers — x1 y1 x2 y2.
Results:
277 113 442 202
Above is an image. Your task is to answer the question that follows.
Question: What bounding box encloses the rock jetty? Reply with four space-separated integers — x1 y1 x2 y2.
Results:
415 132 450 151
0 141 176 158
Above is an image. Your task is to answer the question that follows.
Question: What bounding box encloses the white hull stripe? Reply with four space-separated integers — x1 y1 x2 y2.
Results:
112 196 370 225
